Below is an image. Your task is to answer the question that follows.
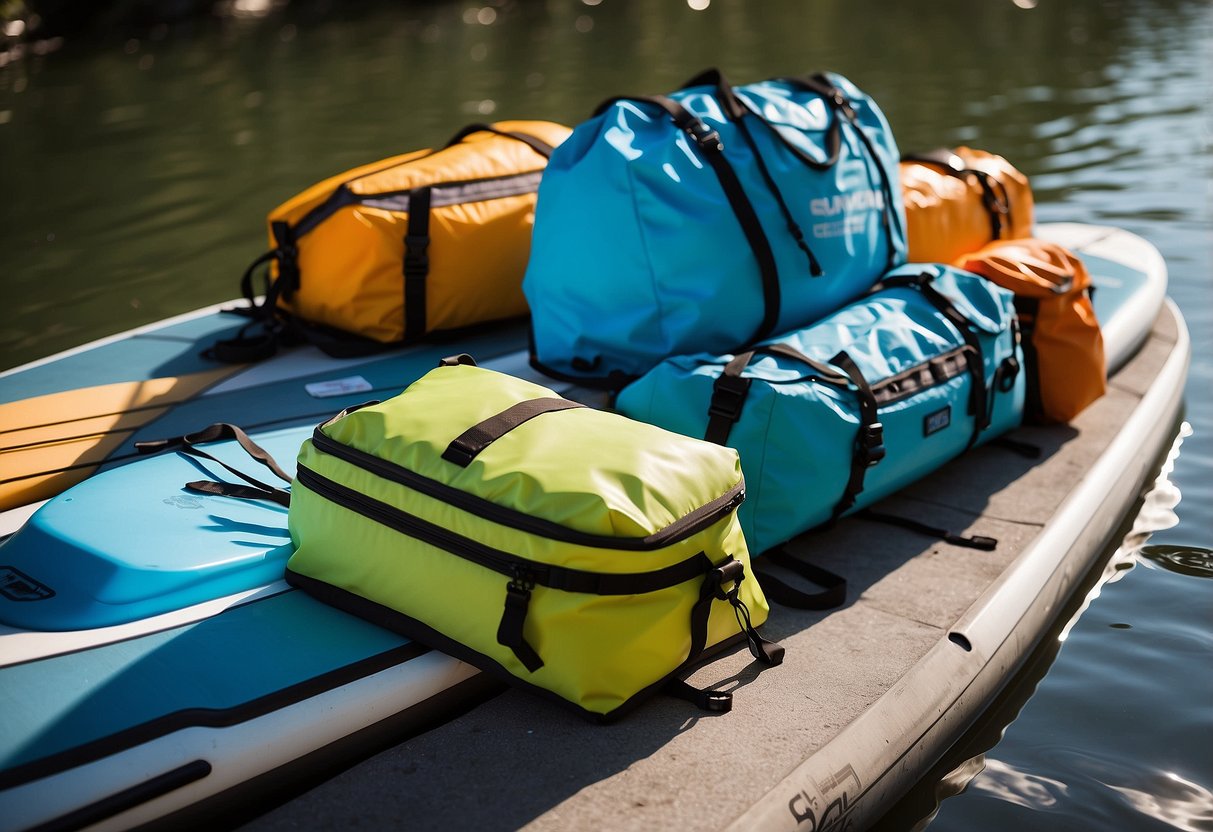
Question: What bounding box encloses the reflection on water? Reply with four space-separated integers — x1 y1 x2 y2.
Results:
1140 546 1213 580
968 754 1213 832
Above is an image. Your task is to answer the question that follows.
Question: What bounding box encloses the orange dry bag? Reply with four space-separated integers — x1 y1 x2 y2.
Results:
216 120 572 361
901 147 1034 264
956 239 1105 424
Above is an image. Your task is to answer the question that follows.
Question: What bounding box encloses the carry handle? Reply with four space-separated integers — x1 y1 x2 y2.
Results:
442 123 557 159
442 397 586 467
705 343 850 446
590 92 784 345
680 67 749 120
902 150 1012 239
684 68 847 169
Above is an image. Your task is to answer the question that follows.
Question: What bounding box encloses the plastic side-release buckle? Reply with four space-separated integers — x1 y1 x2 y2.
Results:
683 117 723 152
708 374 752 422
404 234 430 276
859 421 886 467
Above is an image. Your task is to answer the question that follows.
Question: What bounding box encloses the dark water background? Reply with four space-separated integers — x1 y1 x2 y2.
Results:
1 1 1209 829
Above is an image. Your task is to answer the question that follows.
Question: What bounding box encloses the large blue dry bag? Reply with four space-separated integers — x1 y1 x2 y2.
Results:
524 69 907 385
615 265 1025 555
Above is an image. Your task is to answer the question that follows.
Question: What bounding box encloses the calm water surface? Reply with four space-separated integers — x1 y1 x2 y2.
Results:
1 1 1209 829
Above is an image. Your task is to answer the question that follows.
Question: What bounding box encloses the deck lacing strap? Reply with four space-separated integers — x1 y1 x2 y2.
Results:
136 423 292 508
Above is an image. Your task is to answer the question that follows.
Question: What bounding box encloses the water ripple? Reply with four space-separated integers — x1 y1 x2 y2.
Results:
1139 546 1213 580
972 752 1213 832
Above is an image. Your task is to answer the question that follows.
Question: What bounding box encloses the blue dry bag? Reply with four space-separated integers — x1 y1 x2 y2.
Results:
525 69 907 386
615 265 1025 555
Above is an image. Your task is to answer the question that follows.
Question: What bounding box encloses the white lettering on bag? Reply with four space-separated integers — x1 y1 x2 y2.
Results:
809 189 886 217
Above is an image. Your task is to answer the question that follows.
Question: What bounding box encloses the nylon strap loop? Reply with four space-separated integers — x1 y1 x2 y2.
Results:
751 547 847 610
442 397 585 467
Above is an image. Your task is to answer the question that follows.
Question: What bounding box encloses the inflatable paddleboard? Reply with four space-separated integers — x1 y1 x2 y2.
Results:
0 224 1179 831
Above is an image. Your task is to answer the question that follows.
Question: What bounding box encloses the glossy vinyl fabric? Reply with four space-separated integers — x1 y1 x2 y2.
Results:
525 73 906 381
615 266 1025 555
901 146 1035 264
957 238 1105 423
265 120 572 343
286 364 768 718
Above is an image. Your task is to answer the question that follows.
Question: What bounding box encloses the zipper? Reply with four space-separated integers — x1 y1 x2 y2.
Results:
296 465 547 583
293 168 544 239
308 429 746 552
295 464 719 598
753 344 972 405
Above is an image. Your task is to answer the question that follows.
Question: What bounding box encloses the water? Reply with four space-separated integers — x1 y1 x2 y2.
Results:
1 1 1210 829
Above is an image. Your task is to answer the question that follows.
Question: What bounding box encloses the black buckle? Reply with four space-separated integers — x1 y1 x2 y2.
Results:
708 375 752 422
507 564 536 594
683 117 723 152
858 422 886 467
404 234 430 277
997 355 1020 392
709 558 745 601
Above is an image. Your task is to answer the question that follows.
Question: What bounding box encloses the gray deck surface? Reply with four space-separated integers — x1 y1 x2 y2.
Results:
244 308 1179 832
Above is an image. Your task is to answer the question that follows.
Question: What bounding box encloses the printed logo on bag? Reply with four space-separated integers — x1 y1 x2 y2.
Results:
810 189 886 239
924 406 952 437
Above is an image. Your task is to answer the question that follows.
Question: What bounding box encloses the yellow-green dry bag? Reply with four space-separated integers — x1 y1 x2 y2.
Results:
284 356 781 721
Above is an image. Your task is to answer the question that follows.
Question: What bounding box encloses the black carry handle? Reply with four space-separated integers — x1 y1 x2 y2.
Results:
704 343 850 446
592 92 784 346
902 149 1013 240
681 68 823 275
683 68 847 170
442 123 557 159
679 67 749 119
441 397 586 467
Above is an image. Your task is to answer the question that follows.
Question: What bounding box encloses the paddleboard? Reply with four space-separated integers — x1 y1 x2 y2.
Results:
0 224 1175 831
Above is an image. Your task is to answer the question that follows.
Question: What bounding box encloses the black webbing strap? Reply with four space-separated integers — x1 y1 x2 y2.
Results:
760 73 849 169
543 553 714 595
212 220 304 363
705 343 847 445
665 556 784 712
403 185 432 342
733 115 823 276
135 423 292 508
497 568 544 673
442 397 585 467
751 546 847 610
596 93 783 345
901 150 1011 241
705 355 754 447
441 123 557 159
683 68 823 276
829 350 885 523
884 272 991 449
846 114 903 273
861 509 997 551
745 72 902 272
